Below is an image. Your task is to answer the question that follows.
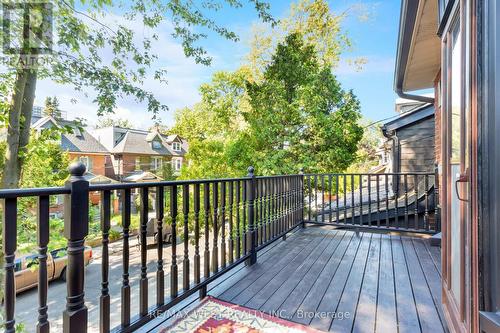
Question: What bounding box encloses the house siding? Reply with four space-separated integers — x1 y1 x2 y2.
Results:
397 117 435 173
68 153 111 176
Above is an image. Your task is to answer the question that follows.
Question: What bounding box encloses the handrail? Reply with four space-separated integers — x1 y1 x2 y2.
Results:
0 166 439 333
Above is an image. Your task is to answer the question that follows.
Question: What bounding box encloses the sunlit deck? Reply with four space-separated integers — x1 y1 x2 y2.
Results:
141 226 446 333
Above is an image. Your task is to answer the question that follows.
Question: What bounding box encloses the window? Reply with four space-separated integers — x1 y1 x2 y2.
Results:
172 142 181 151
135 157 141 170
152 140 162 149
79 156 91 172
172 158 182 171
151 157 162 170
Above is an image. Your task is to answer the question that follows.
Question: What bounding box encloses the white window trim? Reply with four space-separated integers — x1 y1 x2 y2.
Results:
172 142 182 152
79 156 90 172
172 158 182 171
151 157 162 170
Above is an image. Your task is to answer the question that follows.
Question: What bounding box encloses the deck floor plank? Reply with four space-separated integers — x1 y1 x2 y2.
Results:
247 230 344 311
144 227 445 333
264 231 353 317
294 231 363 328
374 234 398 333
412 238 446 327
230 231 331 305
328 233 372 332
391 235 421 333
401 236 444 333
352 233 381 333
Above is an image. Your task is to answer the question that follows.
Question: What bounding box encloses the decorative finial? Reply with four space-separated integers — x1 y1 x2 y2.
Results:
69 161 86 176
247 166 254 177
299 167 304 174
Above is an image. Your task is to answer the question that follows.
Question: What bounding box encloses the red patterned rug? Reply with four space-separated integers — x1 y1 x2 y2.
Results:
159 296 323 333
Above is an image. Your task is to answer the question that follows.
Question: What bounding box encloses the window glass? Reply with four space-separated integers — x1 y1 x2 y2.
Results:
172 142 181 151
450 20 461 163
152 140 161 149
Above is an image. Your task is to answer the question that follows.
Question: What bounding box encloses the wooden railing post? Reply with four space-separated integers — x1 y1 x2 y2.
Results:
299 168 305 228
63 162 89 333
246 166 257 266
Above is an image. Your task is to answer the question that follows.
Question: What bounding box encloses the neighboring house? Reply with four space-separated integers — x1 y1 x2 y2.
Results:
395 1 500 332
31 116 112 176
90 126 187 180
382 101 435 175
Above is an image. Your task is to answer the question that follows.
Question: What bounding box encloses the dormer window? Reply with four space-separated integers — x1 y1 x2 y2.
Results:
152 140 162 149
172 142 181 151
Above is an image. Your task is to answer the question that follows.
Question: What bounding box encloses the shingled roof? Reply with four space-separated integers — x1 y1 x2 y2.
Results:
111 129 187 156
32 116 109 154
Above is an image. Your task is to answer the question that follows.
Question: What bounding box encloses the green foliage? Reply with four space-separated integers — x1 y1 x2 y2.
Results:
19 131 70 189
246 33 363 174
173 31 363 178
95 117 134 129
161 162 177 180
43 97 62 119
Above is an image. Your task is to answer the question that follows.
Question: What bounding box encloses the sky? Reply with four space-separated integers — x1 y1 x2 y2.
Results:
33 0 403 129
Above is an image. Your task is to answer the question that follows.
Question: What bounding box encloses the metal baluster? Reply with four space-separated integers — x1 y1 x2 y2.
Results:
267 178 272 237
139 187 148 315
351 174 355 225
228 182 234 264
182 184 190 290
194 184 201 283
156 186 165 305
100 191 111 333
255 180 260 246
395 175 399 229
385 175 389 227
321 176 325 223
368 174 372 227
314 175 318 223
329 175 332 223
424 175 429 230
212 182 219 272
336 174 339 223
220 182 226 269
376 175 380 228
414 174 419 230
37 196 50 333
3 197 17 333
359 174 363 226
242 180 247 254
404 174 409 229
121 188 131 326
343 175 347 224
235 181 241 259
203 183 210 278
307 175 311 222
170 185 178 297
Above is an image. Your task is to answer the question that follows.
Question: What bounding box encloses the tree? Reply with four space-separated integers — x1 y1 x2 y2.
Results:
1 0 274 188
95 117 133 129
43 96 62 119
245 33 363 174
173 33 363 178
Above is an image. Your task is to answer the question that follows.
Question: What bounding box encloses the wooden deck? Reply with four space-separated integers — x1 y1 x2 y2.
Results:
139 226 446 333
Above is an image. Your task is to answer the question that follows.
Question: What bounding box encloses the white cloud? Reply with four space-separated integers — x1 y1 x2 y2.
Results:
335 55 395 76
34 12 219 129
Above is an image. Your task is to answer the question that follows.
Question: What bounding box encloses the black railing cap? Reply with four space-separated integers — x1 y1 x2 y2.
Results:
69 161 86 177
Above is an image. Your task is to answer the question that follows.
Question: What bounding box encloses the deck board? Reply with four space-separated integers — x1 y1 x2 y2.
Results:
144 227 446 333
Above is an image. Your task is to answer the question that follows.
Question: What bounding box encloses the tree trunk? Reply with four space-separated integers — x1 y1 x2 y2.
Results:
2 71 28 188
2 67 37 189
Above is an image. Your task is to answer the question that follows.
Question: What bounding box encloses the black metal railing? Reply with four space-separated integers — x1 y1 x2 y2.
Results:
303 172 440 234
0 165 439 333
0 164 304 333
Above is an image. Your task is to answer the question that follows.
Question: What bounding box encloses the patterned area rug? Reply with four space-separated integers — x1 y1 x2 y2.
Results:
160 296 323 333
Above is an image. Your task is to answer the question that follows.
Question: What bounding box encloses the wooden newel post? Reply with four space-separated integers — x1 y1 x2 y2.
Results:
299 168 305 228
246 166 257 266
63 162 89 333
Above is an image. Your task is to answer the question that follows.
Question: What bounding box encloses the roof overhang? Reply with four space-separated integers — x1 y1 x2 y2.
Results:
382 104 435 135
394 0 440 102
